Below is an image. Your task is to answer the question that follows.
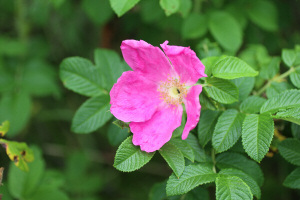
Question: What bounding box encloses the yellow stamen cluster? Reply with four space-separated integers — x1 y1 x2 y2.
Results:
158 77 188 106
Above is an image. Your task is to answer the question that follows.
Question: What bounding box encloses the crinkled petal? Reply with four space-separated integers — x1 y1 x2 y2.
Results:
121 40 174 82
182 85 202 140
110 71 161 123
130 105 183 152
161 41 207 85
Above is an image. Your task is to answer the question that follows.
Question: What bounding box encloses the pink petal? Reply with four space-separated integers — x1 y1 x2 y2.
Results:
110 71 161 123
130 105 183 152
160 41 207 85
182 85 203 140
121 40 174 82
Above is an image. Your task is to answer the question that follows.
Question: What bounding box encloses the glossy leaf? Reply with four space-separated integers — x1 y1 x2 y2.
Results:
71 95 112 134
261 89 300 114
114 136 155 172
212 56 258 79
159 142 185 177
273 107 300 125
166 164 217 196
242 114 274 162
212 109 245 153
204 77 239 104
278 139 300 166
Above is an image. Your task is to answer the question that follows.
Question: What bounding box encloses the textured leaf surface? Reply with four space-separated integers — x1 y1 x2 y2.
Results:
290 68 300 88
283 167 300 189
278 139 300 166
242 114 274 162
260 89 300 114
71 95 112 134
60 57 106 97
209 11 242 52
216 152 264 186
185 134 207 162
170 138 195 162
216 175 252 200
240 96 266 114
219 168 261 199
166 164 217 196
204 77 238 104
266 82 293 99
212 56 258 79
159 142 185 177
230 77 255 101
273 107 300 125
198 110 221 147
201 56 220 77
114 136 155 172
109 0 140 17
212 109 245 153
282 49 296 67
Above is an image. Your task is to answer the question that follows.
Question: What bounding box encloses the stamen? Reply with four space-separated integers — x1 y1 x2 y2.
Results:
158 77 188 106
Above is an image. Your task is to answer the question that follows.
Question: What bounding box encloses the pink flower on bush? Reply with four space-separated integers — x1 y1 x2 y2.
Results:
110 40 206 152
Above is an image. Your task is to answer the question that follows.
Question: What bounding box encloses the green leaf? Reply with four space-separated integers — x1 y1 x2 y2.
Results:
282 49 296 67
261 89 300 114
170 138 195 162
114 136 155 172
230 77 255 101
219 168 261 199
291 123 300 139
27 186 69 200
60 57 106 97
198 110 221 147
242 114 274 162
109 0 140 17
283 167 300 189
159 142 185 177
278 138 300 166
273 107 300 125
94 49 126 90
166 164 217 196
199 92 219 110
71 95 112 134
159 0 180 16
212 109 245 153
209 11 242 52
0 92 32 136
240 96 267 114
204 77 239 104
246 0 278 31
185 134 208 162
182 13 207 39
216 152 264 186
8 147 45 199
0 36 26 56
182 187 210 200
290 67 300 88
82 0 113 25
178 0 192 18
0 120 9 137
212 56 258 79
201 56 220 77
260 57 280 79
1 140 34 172
107 121 130 146
266 82 294 99
140 0 164 23
216 175 252 200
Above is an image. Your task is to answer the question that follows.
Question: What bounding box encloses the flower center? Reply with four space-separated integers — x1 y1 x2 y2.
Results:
158 78 187 106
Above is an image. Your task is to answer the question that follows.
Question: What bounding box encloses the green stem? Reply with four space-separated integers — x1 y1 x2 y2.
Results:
256 66 299 96
211 149 216 173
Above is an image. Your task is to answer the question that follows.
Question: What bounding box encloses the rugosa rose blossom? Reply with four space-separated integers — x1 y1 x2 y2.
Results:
110 40 206 152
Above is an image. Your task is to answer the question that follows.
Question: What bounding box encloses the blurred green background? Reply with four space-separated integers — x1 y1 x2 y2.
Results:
0 0 300 199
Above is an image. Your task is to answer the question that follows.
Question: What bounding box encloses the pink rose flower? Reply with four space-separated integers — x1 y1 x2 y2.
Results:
110 40 207 152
